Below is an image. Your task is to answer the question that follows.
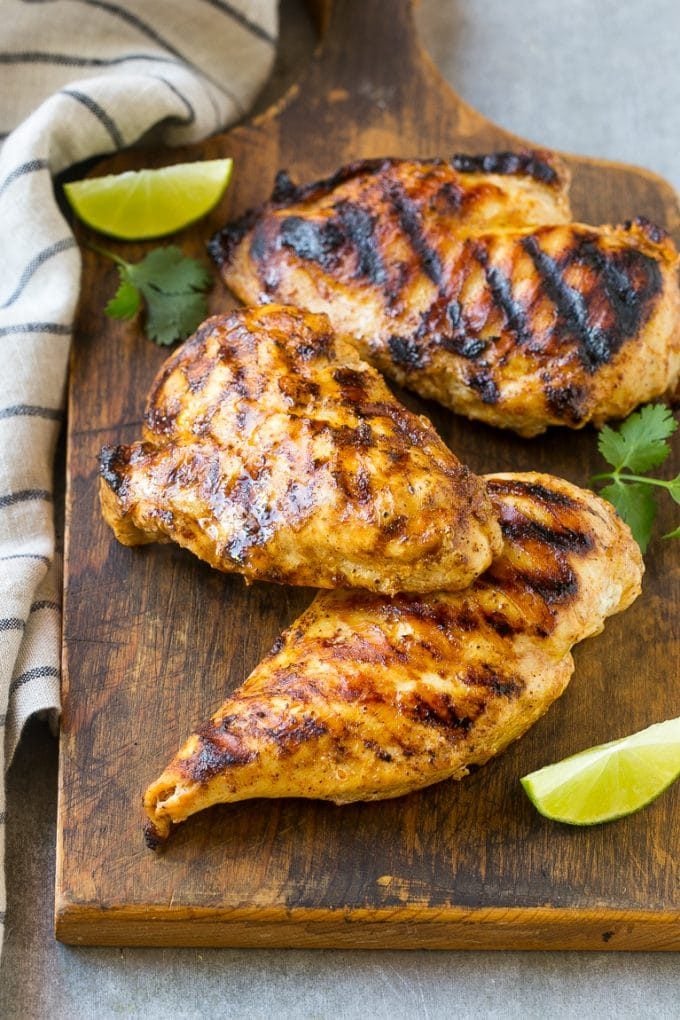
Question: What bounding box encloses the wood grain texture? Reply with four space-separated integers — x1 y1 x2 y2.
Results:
57 0 680 949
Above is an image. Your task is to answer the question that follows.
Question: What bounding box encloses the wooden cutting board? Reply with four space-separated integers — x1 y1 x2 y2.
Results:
56 0 680 949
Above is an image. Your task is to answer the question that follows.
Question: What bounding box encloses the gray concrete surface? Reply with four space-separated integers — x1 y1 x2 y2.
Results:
2 1 679 1017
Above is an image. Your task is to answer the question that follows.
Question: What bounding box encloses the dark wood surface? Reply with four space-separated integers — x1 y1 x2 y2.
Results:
57 0 679 949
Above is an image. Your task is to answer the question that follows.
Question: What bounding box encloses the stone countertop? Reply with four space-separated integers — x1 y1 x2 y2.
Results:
2 1 679 1016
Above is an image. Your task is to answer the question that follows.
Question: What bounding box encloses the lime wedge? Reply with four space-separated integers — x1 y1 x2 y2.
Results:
521 716 680 825
63 158 233 240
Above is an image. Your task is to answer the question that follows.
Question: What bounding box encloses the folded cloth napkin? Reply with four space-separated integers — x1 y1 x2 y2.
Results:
0 0 277 951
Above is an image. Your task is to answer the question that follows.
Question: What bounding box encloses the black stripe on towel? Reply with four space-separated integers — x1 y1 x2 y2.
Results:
80 0 245 111
9 665 60 696
0 553 50 565
0 322 70 338
201 0 276 44
0 489 53 510
61 89 124 148
0 405 63 422
0 50 184 70
153 76 196 126
0 158 48 200
0 618 25 633
0 238 77 309
30 600 60 613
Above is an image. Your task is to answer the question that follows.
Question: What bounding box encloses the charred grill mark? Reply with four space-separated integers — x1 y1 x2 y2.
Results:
333 421 375 448
332 200 386 285
482 611 524 638
332 366 370 407
388 596 476 636
475 245 531 345
486 478 579 509
264 714 329 753
407 692 473 732
381 514 408 538
451 151 558 185
522 232 661 371
447 300 462 329
182 359 213 394
360 401 431 449
222 471 278 563
269 634 285 656
191 403 220 437
143 822 167 850
442 335 488 360
626 215 667 245
468 371 500 404
388 334 429 369
145 403 179 435
277 374 321 404
332 367 366 389
320 632 401 665
363 739 393 762
386 182 443 286
463 663 523 698
500 512 594 553
248 219 272 263
202 457 221 500
295 332 332 360
333 465 373 505
208 207 259 266
522 234 604 368
271 169 297 203
571 239 662 352
183 728 256 783
434 180 463 212
278 215 344 268
99 445 129 495
544 381 588 424
151 507 174 528
518 569 579 604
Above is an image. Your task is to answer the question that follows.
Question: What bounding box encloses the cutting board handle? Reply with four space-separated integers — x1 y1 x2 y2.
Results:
305 0 426 93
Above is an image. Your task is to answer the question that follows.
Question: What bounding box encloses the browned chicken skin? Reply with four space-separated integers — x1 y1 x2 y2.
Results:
144 472 643 845
211 152 680 436
99 305 501 594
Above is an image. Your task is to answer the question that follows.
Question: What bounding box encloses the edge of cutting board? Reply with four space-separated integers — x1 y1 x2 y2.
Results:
55 901 680 950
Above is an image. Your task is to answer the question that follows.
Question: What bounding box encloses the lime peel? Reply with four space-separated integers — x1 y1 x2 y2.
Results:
521 716 680 825
64 158 233 240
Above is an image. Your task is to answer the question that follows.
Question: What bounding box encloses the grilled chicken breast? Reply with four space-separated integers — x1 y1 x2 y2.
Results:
144 472 643 845
100 305 501 594
211 152 680 436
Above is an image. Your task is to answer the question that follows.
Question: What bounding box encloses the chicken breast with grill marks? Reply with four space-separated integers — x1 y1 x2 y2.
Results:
143 472 643 845
100 305 501 594
210 151 680 436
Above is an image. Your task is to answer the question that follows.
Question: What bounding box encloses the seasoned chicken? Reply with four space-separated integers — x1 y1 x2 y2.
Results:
211 152 680 436
100 305 501 594
144 472 643 845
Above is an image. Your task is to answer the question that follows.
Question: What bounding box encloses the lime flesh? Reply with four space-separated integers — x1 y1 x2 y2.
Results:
521 716 680 825
63 158 233 240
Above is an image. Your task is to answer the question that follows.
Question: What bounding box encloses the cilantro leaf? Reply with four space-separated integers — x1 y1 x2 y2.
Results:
667 474 680 504
98 244 213 345
145 289 208 346
598 404 677 473
105 271 141 320
128 246 211 295
599 481 656 553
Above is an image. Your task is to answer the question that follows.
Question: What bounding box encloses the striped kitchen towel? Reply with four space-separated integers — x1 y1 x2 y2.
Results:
0 0 277 952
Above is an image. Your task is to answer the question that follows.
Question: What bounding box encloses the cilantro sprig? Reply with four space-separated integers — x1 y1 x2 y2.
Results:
93 244 212 345
592 404 680 552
